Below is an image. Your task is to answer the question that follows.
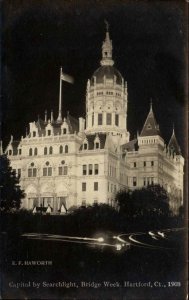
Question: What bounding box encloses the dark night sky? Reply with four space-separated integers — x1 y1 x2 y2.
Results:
1 0 187 153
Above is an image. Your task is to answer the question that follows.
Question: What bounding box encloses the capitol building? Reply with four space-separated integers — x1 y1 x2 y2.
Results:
5 26 184 215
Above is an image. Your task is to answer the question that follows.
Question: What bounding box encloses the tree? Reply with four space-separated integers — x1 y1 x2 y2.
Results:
115 184 171 218
0 154 25 211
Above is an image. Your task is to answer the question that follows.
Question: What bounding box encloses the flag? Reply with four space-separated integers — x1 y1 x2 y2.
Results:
61 71 74 84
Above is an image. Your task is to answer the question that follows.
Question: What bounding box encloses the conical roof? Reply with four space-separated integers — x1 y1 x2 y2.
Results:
168 128 181 155
140 104 160 137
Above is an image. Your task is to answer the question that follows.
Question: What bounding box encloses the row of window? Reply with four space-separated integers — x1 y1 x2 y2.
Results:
141 139 157 144
82 182 98 191
131 161 154 168
82 164 99 175
96 91 121 97
8 149 22 156
32 128 68 138
83 141 100 150
29 145 69 156
97 113 119 126
28 166 68 177
131 177 154 187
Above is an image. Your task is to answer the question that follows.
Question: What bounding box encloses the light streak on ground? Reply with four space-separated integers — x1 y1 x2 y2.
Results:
22 233 104 243
22 233 122 251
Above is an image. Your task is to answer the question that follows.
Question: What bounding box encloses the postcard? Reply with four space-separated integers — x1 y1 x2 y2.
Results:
1 1 188 299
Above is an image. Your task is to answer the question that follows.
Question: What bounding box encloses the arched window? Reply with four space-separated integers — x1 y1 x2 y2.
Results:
43 161 52 176
63 128 67 134
44 147 47 155
8 149 12 155
34 148 38 156
59 145 63 154
58 160 68 176
49 146 53 155
29 148 32 156
28 162 37 177
65 145 68 153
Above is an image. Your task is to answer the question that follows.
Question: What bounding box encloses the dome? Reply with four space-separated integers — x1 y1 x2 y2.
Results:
91 66 123 85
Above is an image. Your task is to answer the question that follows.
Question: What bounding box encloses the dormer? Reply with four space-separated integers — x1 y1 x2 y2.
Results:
61 118 69 135
83 138 88 150
29 122 38 138
94 134 100 149
45 120 53 136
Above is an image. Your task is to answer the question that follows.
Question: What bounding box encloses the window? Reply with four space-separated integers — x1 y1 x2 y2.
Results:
63 128 67 134
49 146 53 155
144 161 146 167
17 169 21 177
95 142 99 149
147 177 150 185
65 145 68 153
83 165 87 175
44 147 47 155
82 182 86 192
94 182 98 191
151 177 154 185
43 167 52 176
9 150 12 155
98 113 103 125
151 161 154 166
83 143 88 150
43 162 52 176
28 167 37 177
143 177 146 186
63 166 68 175
106 113 112 125
19 149 22 155
33 132 36 137
58 166 63 175
59 145 63 154
29 148 32 156
94 164 99 175
89 164 93 175
115 114 119 126
92 113 94 126
48 130 51 136
134 162 136 168
133 177 137 186
34 148 38 156
59 166 68 176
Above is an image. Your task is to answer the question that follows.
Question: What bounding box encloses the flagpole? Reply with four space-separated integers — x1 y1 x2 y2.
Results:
57 67 62 123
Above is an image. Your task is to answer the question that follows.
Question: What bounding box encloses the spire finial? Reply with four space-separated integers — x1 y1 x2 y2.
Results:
51 110 54 123
44 110 47 123
105 19 109 32
172 123 175 135
150 98 153 111
100 21 114 66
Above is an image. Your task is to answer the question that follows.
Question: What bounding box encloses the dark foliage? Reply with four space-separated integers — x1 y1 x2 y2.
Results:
0 154 25 211
115 184 171 218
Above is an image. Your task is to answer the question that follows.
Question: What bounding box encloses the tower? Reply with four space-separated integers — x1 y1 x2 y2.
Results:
85 22 129 145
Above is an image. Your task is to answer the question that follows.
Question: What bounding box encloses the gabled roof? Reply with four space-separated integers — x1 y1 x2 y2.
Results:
168 129 181 155
67 114 79 134
121 139 138 152
80 133 107 151
140 105 161 137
